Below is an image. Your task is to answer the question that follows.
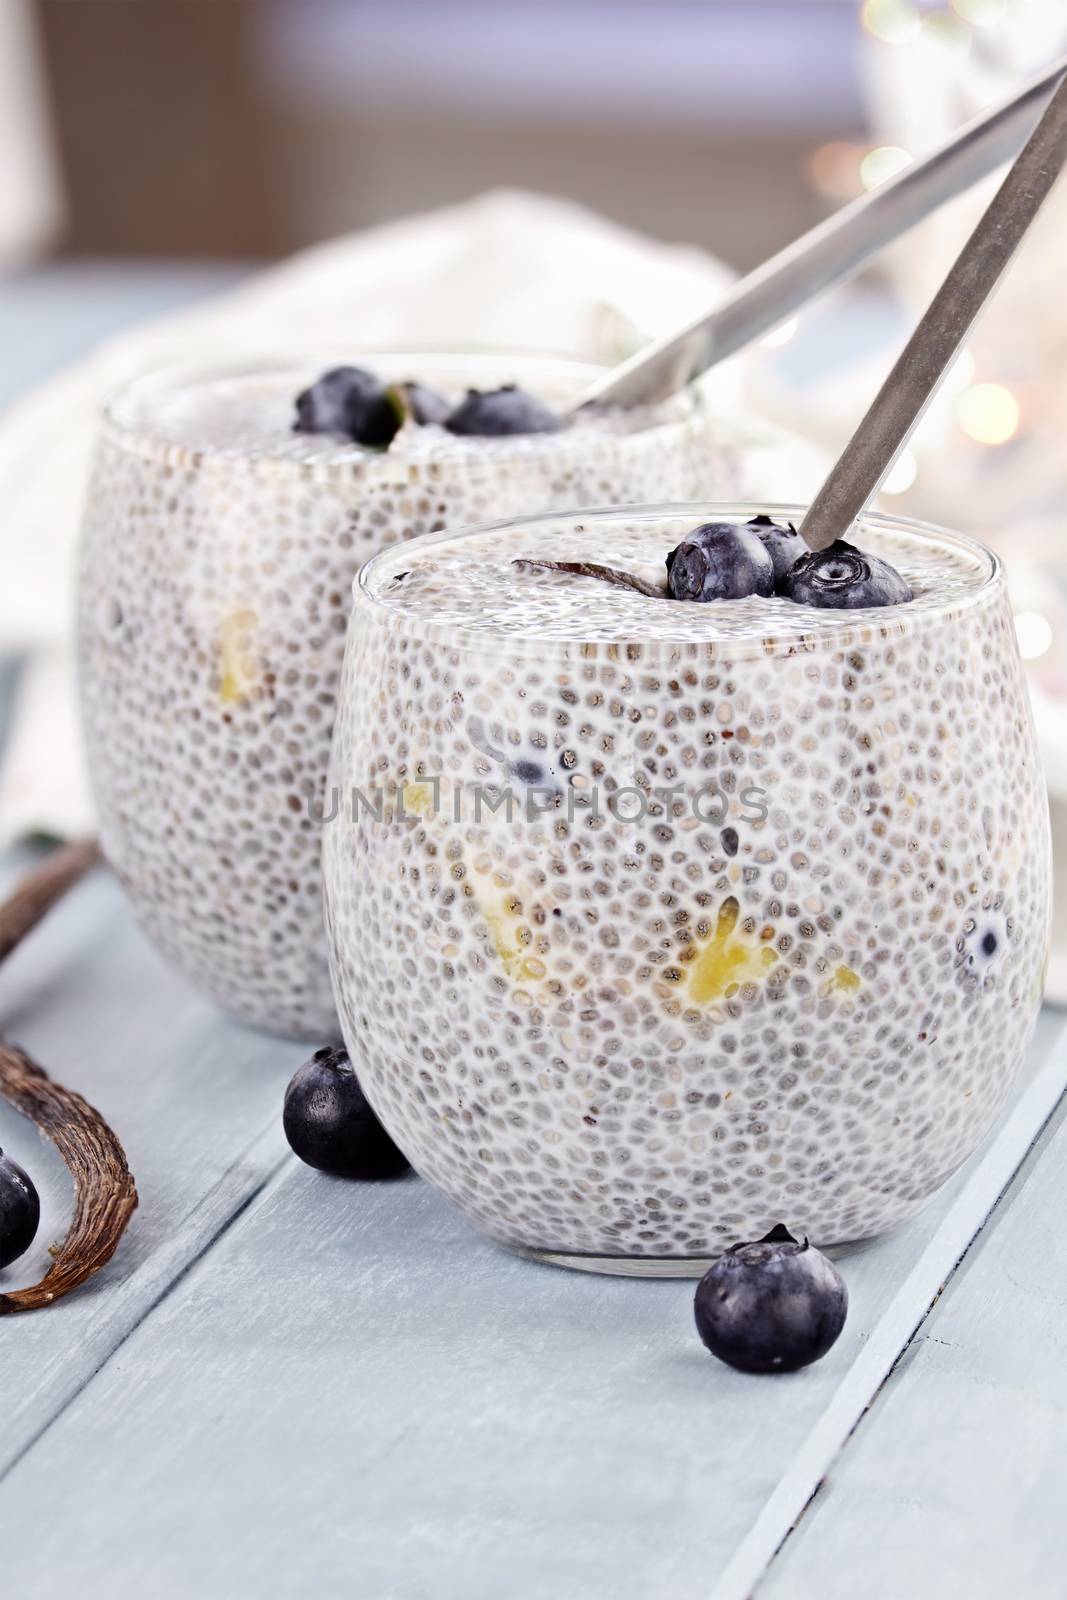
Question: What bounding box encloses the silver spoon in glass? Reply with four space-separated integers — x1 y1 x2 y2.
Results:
571 54 1067 417
799 65 1067 550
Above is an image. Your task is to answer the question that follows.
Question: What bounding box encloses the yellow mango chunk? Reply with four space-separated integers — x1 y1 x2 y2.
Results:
467 861 548 984
817 963 863 1000
688 897 777 1003
219 609 261 704
401 781 435 818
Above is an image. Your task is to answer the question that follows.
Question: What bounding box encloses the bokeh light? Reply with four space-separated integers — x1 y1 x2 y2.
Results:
760 315 799 350
957 382 1021 445
944 347 976 395
920 11 973 54
881 449 918 495
1015 610 1054 661
859 145 912 190
951 0 1007 25
807 142 866 202
861 0 921 45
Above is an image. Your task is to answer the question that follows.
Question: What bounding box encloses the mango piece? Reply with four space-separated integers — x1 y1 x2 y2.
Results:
468 865 540 983
401 781 435 818
219 608 261 704
688 897 777 1003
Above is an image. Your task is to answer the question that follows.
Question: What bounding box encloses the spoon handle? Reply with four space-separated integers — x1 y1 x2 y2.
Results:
573 54 1067 415
799 70 1067 552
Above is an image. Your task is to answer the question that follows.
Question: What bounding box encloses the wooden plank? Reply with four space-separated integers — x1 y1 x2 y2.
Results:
0 858 305 1473
757 1012 1067 1600
713 1004 1067 1600
0 1001 1062 1598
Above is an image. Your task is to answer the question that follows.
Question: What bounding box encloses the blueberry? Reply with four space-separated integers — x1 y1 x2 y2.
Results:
283 1046 410 1179
399 381 451 427
510 758 545 785
780 540 912 609
445 384 563 437
665 522 774 602
747 513 803 587
0 1148 40 1272
694 1223 847 1374
293 366 401 448
958 911 1008 983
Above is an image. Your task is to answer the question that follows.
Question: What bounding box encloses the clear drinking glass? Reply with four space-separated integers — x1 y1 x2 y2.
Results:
323 503 1050 1273
77 354 716 1039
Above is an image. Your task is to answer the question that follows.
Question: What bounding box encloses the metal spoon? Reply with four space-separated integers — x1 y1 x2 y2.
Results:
799 67 1067 551
571 54 1067 416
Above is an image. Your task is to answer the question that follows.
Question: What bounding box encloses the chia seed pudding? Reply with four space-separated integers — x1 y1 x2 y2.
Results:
323 504 1050 1271
77 356 718 1039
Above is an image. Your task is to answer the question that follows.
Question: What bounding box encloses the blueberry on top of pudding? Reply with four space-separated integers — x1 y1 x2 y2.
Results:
746 513 802 587
295 369 564 445
398 380 451 426
665 521 775 602
293 365 402 447
445 384 564 437
780 539 913 609
413 517 935 642
664 520 911 610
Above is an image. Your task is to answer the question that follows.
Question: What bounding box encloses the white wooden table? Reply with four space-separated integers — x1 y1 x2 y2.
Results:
1 265 1064 1600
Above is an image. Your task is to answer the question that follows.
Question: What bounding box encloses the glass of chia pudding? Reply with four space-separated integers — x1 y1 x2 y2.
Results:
77 354 718 1040
322 503 1050 1272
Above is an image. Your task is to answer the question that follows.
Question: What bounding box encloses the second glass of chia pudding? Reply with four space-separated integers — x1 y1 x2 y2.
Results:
77 354 720 1039
322 503 1050 1272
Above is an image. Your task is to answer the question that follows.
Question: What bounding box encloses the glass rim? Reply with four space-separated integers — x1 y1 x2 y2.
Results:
352 501 1003 659
96 348 704 473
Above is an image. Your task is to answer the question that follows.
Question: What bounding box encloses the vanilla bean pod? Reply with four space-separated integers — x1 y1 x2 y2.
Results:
0 840 138 1314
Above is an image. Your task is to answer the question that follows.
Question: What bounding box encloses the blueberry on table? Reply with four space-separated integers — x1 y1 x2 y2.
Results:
0 1148 41 1272
665 522 775 602
780 540 913 609
694 1223 847 1374
445 384 563 437
283 1046 410 1180
293 365 402 448
746 513 803 587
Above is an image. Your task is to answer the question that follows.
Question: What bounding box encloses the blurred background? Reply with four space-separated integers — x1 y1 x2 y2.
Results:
23 0 866 268
5 0 1065 479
